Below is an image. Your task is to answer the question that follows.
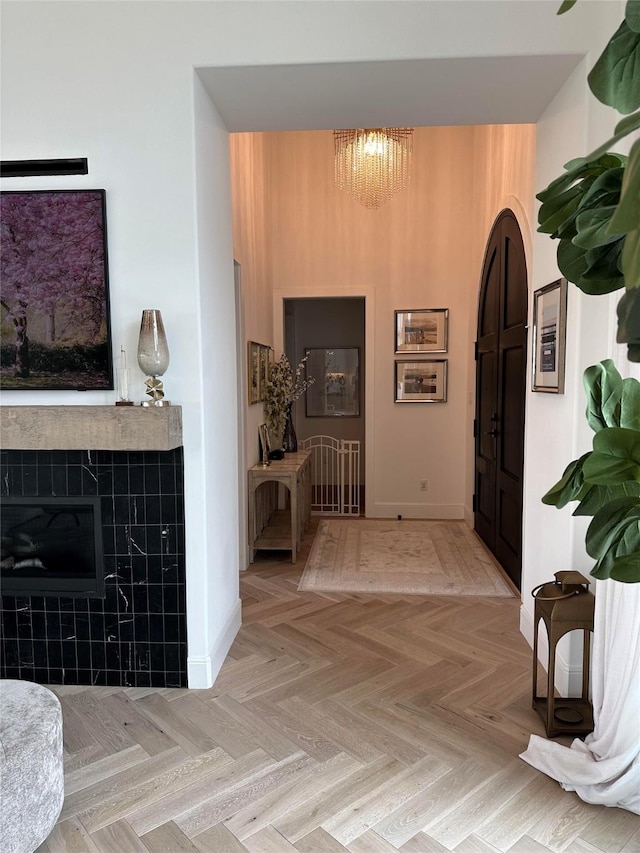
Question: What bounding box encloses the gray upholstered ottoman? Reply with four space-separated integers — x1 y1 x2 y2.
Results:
0 680 64 853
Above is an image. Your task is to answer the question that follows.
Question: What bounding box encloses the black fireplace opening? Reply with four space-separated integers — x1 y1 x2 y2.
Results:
1 496 104 598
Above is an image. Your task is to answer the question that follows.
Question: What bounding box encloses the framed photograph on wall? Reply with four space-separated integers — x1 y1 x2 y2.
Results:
532 278 567 394
395 308 448 354
0 189 113 390
248 341 260 404
395 359 448 403
258 344 271 402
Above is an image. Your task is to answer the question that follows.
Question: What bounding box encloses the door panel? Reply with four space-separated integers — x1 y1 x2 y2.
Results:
474 211 527 589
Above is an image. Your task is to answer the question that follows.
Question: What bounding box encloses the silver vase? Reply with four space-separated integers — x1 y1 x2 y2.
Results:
137 309 170 406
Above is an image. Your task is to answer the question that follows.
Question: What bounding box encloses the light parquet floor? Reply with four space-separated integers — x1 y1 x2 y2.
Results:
39 521 639 853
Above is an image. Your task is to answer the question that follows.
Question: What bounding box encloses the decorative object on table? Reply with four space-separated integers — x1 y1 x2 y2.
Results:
137 309 170 406
265 353 314 451
282 402 298 452
333 128 413 209
305 347 360 417
531 571 595 738
532 278 567 393
395 308 448 354
115 346 133 406
258 423 271 466
395 359 447 403
0 189 113 390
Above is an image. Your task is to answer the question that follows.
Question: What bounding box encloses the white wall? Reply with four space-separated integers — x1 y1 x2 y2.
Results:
1 0 622 687
522 1 631 694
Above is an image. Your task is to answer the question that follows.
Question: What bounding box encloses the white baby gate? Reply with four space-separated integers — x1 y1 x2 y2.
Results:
300 436 360 516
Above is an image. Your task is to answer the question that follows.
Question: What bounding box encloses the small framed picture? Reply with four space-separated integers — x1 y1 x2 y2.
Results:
395 308 448 354
532 278 567 394
258 423 271 464
258 345 271 402
248 342 260 404
395 359 447 403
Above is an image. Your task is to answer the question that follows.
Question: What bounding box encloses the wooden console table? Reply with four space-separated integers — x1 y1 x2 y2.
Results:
248 451 311 564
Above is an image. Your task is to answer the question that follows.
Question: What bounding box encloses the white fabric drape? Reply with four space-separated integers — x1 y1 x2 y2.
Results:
520 579 640 814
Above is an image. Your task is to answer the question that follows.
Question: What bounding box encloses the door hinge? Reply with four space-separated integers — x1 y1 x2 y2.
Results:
473 418 478 438
474 340 478 361
472 493 477 512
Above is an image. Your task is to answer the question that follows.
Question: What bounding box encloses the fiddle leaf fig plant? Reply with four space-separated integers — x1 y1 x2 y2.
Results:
538 0 640 360
542 360 640 582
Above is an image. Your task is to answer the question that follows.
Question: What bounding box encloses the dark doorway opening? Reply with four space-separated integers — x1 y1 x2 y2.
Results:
284 297 366 513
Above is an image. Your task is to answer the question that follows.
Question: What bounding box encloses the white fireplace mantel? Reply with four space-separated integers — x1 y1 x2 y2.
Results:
0 405 182 451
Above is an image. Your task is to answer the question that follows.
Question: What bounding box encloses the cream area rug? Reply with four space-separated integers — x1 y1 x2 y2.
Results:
299 518 514 597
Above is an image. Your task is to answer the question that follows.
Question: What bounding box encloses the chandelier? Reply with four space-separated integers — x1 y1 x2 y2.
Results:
333 127 414 209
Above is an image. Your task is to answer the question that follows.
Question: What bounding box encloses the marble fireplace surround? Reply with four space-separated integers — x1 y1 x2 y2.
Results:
0 406 187 688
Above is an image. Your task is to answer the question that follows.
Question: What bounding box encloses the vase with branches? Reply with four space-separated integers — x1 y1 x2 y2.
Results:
265 353 314 450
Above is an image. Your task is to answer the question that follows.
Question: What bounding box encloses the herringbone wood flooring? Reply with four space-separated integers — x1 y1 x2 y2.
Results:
39 521 639 853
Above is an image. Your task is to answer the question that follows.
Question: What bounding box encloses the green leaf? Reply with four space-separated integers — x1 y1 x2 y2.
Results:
588 21 640 114
617 289 640 352
586 496 640 573
614 110 640 137
568 249 625 294
583 240 624 281
608 141 640 234
542 453 589 508
538 184 589 237
620 376 640 430
558 0 578 13
621 230 640 289
557 238 588 285
574 206 623 249
583 359 622 431
609 552 640 582
537 155 625 205
626 0 640 32
557 166 623 240
583 426 640 484
573 481 640 516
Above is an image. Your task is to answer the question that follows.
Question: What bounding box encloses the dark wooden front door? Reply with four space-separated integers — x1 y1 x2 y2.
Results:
474 210 527 589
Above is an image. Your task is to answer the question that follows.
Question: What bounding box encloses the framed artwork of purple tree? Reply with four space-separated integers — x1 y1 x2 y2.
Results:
0 189 113 390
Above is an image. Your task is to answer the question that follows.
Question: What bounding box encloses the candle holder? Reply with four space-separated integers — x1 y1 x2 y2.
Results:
115 346 133 406
137 309 170 406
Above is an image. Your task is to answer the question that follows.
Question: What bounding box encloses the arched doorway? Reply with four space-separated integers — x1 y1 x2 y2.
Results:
474 210 528 590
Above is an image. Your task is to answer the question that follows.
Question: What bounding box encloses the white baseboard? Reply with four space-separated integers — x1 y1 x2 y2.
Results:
464 505 473 527
187 598 242 689
519 603 585 697
368 503 465 520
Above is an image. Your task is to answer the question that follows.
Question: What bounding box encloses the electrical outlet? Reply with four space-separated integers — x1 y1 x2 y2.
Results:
420 479 428 492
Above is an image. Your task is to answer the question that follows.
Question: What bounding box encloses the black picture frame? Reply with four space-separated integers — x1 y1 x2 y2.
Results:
0 189 113 390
